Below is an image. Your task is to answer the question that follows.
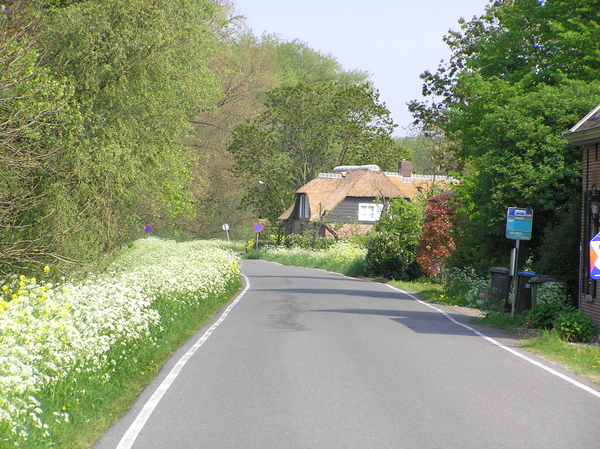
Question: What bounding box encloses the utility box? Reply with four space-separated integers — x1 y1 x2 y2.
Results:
514 271 536 313
490 267 511 309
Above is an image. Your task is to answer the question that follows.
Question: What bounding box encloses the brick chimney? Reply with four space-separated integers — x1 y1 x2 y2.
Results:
399 160 412 178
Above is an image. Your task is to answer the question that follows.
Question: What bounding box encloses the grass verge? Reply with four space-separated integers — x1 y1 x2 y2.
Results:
0 238 243 448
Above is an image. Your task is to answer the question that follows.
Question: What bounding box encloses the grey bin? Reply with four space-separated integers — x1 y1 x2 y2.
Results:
489 267 511 308
529 276 567 306
514 271 536 314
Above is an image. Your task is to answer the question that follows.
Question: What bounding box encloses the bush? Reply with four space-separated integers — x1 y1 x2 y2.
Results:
444 267 490 309
554 310 597 343
364 198 422 281
364 233 422 281
527 302 574 330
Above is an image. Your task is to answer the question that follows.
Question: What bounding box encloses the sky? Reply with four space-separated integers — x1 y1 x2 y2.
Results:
231 0 491 137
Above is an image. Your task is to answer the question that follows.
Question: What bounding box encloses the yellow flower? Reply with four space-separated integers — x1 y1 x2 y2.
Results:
30 277 36 284
19 275 26 281
44 266 50 273
62 287 70 294
1 285 8 292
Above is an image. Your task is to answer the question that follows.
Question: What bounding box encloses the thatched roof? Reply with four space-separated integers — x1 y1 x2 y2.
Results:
279 167 405 221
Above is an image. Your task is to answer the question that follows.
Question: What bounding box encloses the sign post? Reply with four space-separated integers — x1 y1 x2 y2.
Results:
253 222 264 258
222 223 230 242
506 208 533 316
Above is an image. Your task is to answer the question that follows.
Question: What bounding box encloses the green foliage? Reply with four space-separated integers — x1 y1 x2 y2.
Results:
534 198 580 303
256 241 367 277
554 310 598 343
284 233 336 250
364 198 423 281
410 0 600 272
527 302 574 330
37 0 226 257
395 130 462 176
228 82 402 222
438 267 491 308
0 2 86 273
263 36 370 87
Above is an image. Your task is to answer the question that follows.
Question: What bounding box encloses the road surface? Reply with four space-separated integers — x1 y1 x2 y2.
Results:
95 260 600 448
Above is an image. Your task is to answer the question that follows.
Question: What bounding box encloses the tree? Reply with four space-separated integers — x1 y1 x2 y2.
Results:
410 0 600 273
263 36 370 87
228 82 403 222
38 0 228 252
0 1 86 273
416 193 459 277
395 128 462 177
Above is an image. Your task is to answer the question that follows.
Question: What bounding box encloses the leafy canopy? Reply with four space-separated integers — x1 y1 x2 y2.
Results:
410 0 600 272
228 81 404 222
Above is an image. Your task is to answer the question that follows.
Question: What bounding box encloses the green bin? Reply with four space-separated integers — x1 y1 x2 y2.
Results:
529 276 567 306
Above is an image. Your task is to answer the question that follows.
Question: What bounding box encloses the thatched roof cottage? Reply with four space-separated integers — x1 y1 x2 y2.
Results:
279 161 457 237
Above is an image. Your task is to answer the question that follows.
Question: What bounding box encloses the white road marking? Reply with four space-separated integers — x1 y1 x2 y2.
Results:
115 275 251 449
387 284 600 400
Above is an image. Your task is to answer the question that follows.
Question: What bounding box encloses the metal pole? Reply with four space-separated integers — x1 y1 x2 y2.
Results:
510 240 520 317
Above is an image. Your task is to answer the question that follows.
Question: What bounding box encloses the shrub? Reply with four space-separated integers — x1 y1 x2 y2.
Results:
444 268 490 309
527 302 574 330
364 198 422 281
554 310 597 343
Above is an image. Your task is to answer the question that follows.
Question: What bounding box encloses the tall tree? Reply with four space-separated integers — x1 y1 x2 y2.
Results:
38 0 228 252
263 36 370 87
228 82 403 223
410 0 600 272
0 0 85 273
184 32 280 238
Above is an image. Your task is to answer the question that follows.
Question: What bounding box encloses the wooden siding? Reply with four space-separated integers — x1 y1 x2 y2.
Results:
329 197 378 223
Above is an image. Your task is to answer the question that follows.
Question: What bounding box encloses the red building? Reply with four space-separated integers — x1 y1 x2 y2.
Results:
565 103 600 328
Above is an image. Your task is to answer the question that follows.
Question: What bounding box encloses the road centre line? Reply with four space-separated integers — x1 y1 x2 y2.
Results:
387 284 600 400
115 275 252 449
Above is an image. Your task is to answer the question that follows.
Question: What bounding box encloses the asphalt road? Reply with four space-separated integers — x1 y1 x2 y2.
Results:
95 260 600 449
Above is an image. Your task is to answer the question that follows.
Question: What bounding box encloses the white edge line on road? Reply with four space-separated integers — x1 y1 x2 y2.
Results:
115 275 251 449
386 284 600 400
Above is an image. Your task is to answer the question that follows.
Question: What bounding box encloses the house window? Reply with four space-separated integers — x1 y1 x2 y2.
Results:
299 194 310 219
358 203 382 221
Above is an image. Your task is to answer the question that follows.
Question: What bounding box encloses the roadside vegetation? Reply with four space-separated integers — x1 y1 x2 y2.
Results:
4 0 600 446
0 238 241 448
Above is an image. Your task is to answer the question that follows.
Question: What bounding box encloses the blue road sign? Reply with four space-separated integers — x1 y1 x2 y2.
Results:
506 208 533 240
253 223 264 233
